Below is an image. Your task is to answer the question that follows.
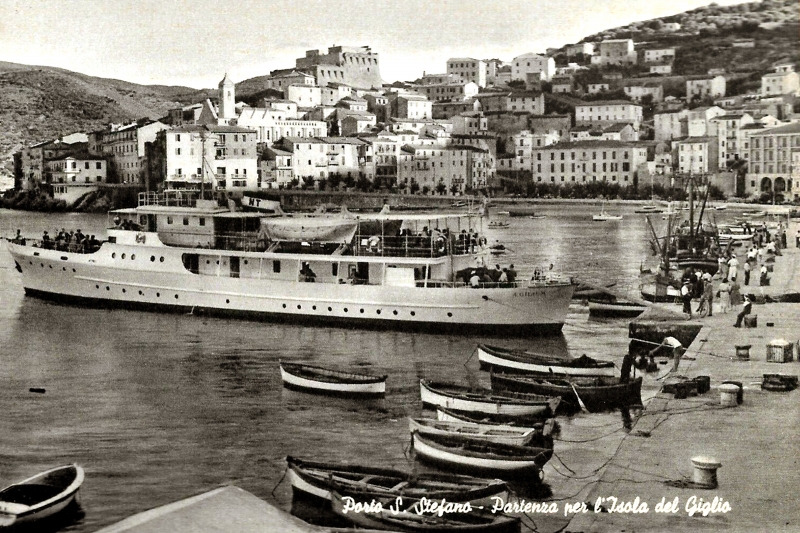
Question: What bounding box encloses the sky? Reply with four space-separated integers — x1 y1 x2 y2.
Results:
0 0 749 89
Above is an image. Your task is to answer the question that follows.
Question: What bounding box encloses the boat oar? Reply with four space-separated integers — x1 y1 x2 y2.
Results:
570 382 590 414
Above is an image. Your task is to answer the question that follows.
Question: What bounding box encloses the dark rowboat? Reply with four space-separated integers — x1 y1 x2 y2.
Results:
412 431 552 481
436 407 555 432
420 380 561 418
279 361 387 398
572 282 617 299
330 490 521 533
477 344 616 377
491 373 643 412
0 465 84 527
285 456 507 506
588 297 646 318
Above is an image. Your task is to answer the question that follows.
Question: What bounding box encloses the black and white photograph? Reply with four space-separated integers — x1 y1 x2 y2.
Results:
1 0 799 531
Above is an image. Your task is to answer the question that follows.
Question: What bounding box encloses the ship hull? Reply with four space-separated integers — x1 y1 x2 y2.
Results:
8 242 573 337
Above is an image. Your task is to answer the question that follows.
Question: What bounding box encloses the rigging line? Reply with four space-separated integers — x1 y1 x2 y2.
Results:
270 464 288 498
463 345 478 367
554 426 625 443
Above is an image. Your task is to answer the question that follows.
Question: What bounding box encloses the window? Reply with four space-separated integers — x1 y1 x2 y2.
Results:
176 148 181 155
183 217 189 226
96 162 102 169
85 162 90 169
176 134 181 142
167 217 173 224
199 218 205 227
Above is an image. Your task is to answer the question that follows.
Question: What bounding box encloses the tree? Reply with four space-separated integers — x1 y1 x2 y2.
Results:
409 179 420 194
450 183 460 195
435 179 447 195
422 185 431 195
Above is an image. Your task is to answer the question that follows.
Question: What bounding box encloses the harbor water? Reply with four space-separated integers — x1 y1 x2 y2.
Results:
0 204 685 531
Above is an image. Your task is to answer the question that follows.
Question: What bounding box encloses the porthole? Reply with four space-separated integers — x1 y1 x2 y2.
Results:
138 290 143 295
106 286 110 291
29 261 32 265
360 309 365 313
156 292 160 297
48 265 52 269
297 305 302 310
62 267 66 271
131 254 136 260
376 310 381 315
282 303 287 309
226 299 230 304
206 260 210 264
312 305 317 310
447 312 453 318
40 263 44 267
121 253 126 259
410 311 416 316
72 268 76 273
112 253 116 258
244 260 248 265
174 294 178 299
160 257 164 262
343 308 348 313
96 284 100 289
151 256 156 262
216 260 219 265
328 306 333 311
393 310 398 315
122 288 126 293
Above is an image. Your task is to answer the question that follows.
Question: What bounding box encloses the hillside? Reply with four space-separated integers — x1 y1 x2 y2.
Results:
0 62 212 172
572 0 799 77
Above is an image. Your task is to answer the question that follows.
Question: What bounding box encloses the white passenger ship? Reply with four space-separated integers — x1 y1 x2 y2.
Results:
6 193 574 336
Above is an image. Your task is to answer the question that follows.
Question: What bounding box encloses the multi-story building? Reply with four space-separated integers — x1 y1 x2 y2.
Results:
46 154 107 203
710 113 755 169
258 146 293 188
93 120 170 184
587 83 610 94
264 69 316 92
574 100 643 130
475 91 545 114
649 64 673 75
363 93 391 123
654 110 688 141
643 48 676 63
392 94 432 120
565 43 594 58
340 112 377 136
686 76 726 101
451 112 488 135
416 81 479 103
359 131 400 187
551 76 574 94
160 125 258 192
431 99 481 120
530 140 648 185
397 144 492 193
591 39 637 66
528 114 571 139
511 53 556 82
761 63 800 97
686 106 725 137
18 136 88 191
623 82 664 103
570 123 637 142
446 58 487 88
499 130 559 172
321 83 353 106
674 137 718 175
746 122 800 201
286 84 322 108
295 45 382 88
236 107 326 143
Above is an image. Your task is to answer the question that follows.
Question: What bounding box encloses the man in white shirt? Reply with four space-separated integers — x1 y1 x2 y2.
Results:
727 255 739 281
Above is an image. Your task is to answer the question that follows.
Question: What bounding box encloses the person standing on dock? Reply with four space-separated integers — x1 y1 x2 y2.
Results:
743 260 751 286
681 280 692 318
718 278 731 313
727 254 739 282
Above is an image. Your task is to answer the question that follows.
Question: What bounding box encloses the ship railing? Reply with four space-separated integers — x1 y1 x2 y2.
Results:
137 191 196 207
416 279 567 289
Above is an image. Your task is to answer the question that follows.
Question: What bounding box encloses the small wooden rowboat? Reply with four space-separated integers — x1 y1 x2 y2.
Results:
420 380 560 418
279 361 387 398
477 344 616 377
436 407 553 431
572 281 617 299
412 431 552 481
330 490 521 533
285 456 507 506
588 297 646 318
0 464 84 527
408 418 538 446
491 373 643 412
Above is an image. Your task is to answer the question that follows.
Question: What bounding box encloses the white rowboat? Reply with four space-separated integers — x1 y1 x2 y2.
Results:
0 464 84 527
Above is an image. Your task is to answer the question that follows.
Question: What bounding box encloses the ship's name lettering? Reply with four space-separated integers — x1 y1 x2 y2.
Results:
515 291 536 297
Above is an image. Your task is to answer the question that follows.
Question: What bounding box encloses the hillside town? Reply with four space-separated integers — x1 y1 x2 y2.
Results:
10 37 800 207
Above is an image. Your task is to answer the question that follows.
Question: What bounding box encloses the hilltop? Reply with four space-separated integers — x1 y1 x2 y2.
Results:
571 0 799 76
0 62 213 172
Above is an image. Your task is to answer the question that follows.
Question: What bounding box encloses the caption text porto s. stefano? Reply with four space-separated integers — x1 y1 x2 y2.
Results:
339 495 731 518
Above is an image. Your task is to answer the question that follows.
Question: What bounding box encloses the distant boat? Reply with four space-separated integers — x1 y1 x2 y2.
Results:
507 206 538 217
714 204 728 211
635 204 664 214
0 464 84 527
329 490 521 533
488 221 510 229
420 380 561 418
279 361 387 398
528 215 547 219
285 456 508 505
592 202 623 221
495 211 510 216
490 374 643 412
412 431 553 481
477 344 617 377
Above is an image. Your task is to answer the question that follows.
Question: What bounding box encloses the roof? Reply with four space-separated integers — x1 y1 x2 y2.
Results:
532 140 643 150
712 113 748 120
171 125 256 134
322 137 367 145
603 122 634 132
763 72 796 78
674 136 716 143
282 136 327 144
265 147 292 156
750 122 800 136
575 100 641 107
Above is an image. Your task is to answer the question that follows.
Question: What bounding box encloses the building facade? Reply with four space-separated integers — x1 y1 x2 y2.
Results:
592 39 637 66
531 140 648 185
446 58 487 88
747 122 800 201
686 76 726 101
296 45 382 88
511 53 556 82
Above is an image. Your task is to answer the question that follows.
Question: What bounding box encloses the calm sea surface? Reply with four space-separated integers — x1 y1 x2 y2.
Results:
0 204 720 531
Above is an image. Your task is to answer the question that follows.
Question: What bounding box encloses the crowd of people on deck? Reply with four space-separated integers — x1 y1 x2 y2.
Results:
457 263 518 287
679 221 789 326
15 228 102 253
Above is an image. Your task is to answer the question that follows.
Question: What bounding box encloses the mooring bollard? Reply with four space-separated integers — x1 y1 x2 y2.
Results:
719 383 740 407
691 456 722 488
735 344 751 360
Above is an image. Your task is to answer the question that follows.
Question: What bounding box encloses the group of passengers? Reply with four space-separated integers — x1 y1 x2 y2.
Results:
34 228 102 253
458 263 518 288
